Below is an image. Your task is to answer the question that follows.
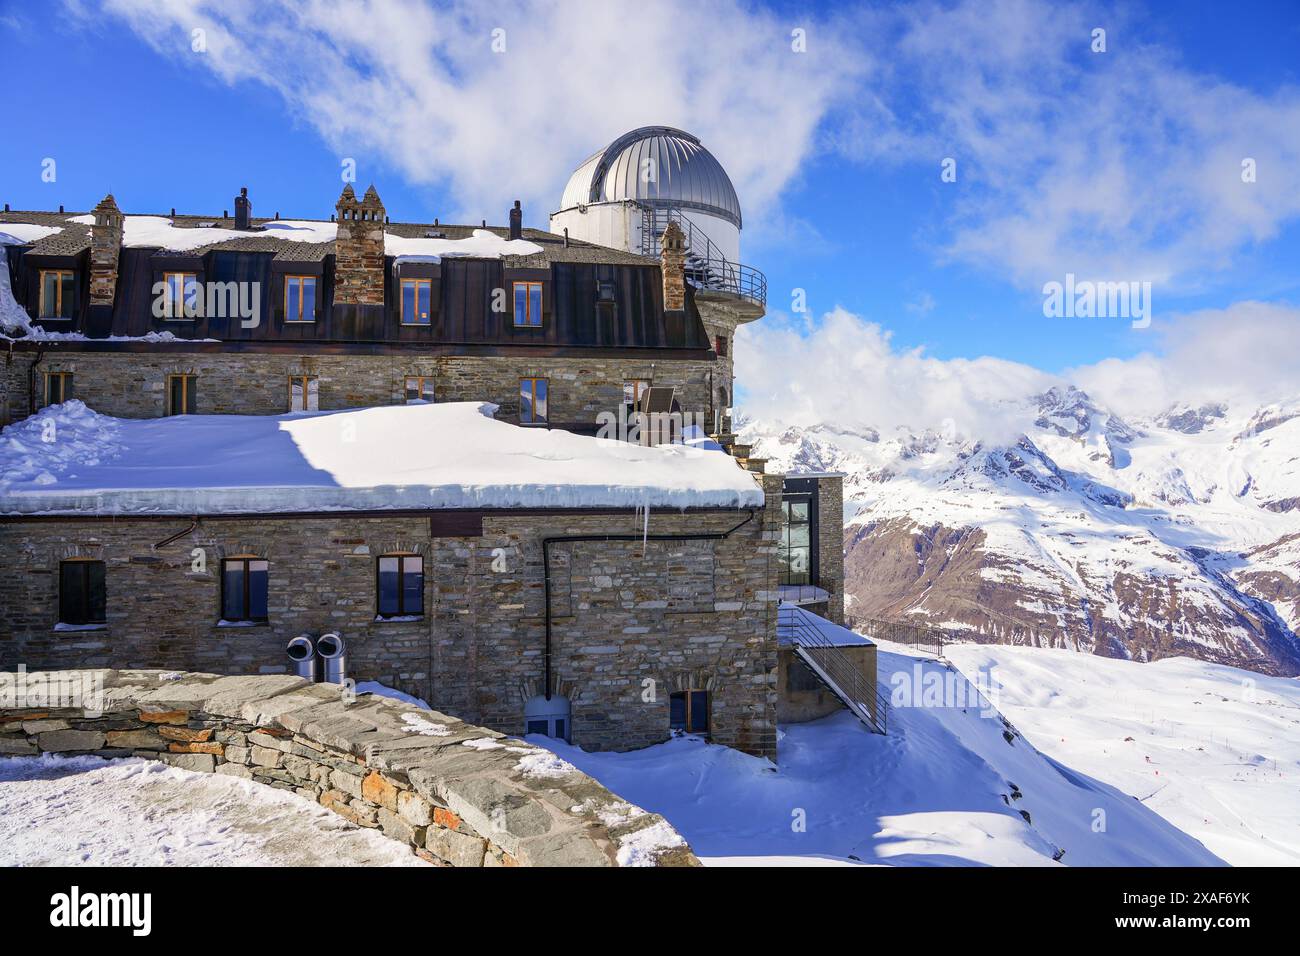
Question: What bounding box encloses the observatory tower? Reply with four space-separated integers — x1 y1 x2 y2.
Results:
551 126 765 435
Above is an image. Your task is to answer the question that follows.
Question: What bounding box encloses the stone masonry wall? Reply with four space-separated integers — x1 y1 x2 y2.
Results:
818 476 846 625
11 350 717 427
0 503 780 759
0 669 698 866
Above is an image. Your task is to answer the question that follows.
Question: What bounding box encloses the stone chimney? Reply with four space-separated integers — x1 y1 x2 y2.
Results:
89 193 124 307
334 184 386 305
234 186 252 229
509 200 522 240
660 220 686 312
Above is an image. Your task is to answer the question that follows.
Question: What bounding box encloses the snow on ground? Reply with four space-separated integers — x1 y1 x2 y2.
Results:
533 645 1222 866
0 754 426 867
0 400 762 514
946 643 1300 866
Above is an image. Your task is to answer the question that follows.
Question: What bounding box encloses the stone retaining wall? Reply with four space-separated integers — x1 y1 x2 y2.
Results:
0 669 698 867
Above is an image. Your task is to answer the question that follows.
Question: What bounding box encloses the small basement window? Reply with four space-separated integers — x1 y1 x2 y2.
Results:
288 375 319 412
44 372 74 406
669 689 710 735
39 270 76 319
524 695 572 742
161 272 200 320
221 557 268 625
284 275 317 322
519 377 548 425
166 374 196 415
513 281 543 327
377 553 424 619
400 278 432 325
59 559 106 628
404 375 434 404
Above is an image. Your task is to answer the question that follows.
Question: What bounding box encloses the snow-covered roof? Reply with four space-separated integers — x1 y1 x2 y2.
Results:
777 603 874 648
0 401 764 516
0 210 655 266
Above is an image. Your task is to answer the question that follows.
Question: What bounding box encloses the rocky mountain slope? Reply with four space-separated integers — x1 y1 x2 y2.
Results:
742 387 1300 676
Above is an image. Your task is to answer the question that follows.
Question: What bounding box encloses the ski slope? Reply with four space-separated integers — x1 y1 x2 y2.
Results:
947 644 1300 866
536 644 1222 866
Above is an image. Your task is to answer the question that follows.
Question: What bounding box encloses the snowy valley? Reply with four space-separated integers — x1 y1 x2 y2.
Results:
743 386 1300 676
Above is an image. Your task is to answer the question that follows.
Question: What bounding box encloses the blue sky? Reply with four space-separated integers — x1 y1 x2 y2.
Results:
2 0 1298 424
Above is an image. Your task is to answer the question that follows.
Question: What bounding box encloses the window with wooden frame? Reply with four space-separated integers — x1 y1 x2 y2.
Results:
400 277 432 325
221 557 269 624
44 372 74 406
403 375 434 404
715 334 729 358
513 281 543 327
377 553 424 619
623 379 651 409
519 377 548 424
166 374 196 416
288 375 319 412
161 272 200 320
38 270 76 319
596 278 618 332
59 559 106 627
283 275 317 322
669 689 710 735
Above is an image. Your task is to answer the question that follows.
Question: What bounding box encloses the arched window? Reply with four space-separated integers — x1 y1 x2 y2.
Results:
524 694 571 742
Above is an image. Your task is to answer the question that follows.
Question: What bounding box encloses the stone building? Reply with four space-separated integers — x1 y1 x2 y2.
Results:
0 127 858 758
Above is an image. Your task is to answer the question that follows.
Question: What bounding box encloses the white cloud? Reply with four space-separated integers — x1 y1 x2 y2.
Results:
737 301 1300 435
93 0 867 224
735 306 1055 441
87 0 1300 297
836 0 1300 292
1070 300 1300 417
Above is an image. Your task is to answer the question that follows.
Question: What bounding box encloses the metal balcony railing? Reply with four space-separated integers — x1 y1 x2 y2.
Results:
637 204 767 309
848 617 946 657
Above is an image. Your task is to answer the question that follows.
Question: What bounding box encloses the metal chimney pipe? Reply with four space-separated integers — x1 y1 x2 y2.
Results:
286 635 318 682
509 200 522 240
317 632 347 684
234 187 251 230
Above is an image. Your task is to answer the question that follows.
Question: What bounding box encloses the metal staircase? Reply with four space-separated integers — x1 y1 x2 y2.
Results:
783 613 889 735
637 204 766 308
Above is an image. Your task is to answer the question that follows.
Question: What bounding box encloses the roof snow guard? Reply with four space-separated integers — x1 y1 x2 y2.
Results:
560 127 742 228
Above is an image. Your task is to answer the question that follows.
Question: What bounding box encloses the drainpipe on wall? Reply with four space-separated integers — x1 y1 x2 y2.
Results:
28 348 45 417
152 517 199 551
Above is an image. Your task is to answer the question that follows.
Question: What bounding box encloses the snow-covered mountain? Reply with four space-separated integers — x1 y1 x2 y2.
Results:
742 386 1300 676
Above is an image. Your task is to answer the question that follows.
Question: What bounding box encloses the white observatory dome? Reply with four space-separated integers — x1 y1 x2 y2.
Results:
558 126 742 228
551 126 744 268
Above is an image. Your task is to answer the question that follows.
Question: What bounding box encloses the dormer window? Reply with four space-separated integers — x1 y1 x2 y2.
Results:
284 275 317 322
38 270 76 319
596 278 617 329
162 272 199 320
401 278 432 325
513 281 543 327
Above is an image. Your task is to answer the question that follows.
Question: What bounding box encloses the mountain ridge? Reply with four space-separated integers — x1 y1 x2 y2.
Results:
742 387 1300 676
